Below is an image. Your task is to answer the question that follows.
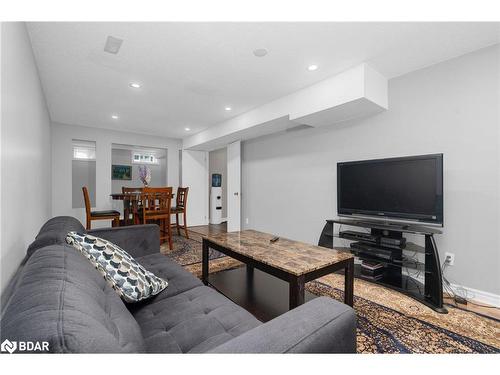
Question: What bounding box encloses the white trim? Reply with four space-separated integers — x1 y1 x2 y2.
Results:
448 283 500 308
403 270 500 308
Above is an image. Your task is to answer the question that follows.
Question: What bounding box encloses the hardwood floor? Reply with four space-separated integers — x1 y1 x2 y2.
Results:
188 222 499 320
188 222 227 236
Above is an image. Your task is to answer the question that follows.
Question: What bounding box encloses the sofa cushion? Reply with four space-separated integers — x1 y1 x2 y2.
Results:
37 216 86 236
134 253 203 301
26 216 86 260
0 245 146 353
66 232 168 303
132 285 261 353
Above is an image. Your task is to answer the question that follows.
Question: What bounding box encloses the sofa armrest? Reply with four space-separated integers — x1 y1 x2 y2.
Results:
87 225 160 258
209 297 356 353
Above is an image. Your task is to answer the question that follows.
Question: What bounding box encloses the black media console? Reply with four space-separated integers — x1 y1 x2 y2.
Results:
318 218 447 313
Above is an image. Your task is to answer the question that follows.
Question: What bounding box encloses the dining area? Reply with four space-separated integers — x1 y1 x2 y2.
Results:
82 185 189 250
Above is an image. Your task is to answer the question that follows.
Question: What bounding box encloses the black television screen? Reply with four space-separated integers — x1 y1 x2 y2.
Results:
337 154 443 225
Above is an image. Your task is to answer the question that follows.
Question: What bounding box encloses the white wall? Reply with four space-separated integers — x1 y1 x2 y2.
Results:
1 23 52 293
72 159 96 208
111 148 167 194
209 147 227 219
181 150 209 227
51 122 181 227
241 45 500 296
110 148 167 216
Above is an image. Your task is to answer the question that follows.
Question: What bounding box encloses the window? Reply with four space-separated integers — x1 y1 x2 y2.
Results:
73 140 96 160
132 152 158 165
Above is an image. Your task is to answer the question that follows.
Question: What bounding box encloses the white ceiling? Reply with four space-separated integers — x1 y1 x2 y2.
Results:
27 22 500 139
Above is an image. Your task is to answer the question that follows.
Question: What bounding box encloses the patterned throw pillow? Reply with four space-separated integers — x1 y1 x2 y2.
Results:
66 231 168 303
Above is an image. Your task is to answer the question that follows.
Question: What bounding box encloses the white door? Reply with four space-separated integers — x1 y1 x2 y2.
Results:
227 141 241 232
181 150 209 227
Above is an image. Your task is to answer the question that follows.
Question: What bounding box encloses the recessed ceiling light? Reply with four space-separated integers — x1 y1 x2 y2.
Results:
129 82 141 89
225 107 232 111
308 64 318 71
185 127 191 131
111 115 119 120
253 48 268 57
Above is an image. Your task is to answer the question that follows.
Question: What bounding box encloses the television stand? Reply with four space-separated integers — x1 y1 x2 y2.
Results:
356 220 410 230
318 218 447 314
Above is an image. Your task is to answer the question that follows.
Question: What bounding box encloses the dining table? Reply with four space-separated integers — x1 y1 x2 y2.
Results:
110 190 174 226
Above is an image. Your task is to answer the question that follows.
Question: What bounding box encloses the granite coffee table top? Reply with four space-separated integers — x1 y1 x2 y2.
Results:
204 229 353 276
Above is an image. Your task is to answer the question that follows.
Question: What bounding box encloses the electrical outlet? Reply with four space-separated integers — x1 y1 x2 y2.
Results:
445 252 455 266
245 218 249 225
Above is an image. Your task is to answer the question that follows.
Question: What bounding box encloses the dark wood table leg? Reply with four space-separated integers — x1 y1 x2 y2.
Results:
131 198 139 225
123 198 130 226
246 264 254 277
246 265 255 302
202 239 209 285
289 275 305 310
344 258 354 307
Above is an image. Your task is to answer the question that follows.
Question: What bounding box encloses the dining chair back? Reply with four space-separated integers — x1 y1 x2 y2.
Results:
176 187 189 209
141 187 173 249
172 187 190 238
82 186 120 230
82 186 92 220
122 187 143 224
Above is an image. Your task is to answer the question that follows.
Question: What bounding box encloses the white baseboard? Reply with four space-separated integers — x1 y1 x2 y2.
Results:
403 270 500 308
448 283 500 308
208 218 227 224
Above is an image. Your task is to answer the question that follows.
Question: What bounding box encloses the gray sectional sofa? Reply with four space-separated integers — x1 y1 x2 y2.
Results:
0 216 356 353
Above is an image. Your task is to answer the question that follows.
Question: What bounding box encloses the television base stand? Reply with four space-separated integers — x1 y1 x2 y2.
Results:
319 218 447 314
357 220 410 230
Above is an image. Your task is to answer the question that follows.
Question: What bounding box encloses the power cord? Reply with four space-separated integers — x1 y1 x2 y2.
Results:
441 259 500 310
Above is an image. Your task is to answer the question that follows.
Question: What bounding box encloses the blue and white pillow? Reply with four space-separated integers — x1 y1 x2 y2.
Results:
66 232 168 303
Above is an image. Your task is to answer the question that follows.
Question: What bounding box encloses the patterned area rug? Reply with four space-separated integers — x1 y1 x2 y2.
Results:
161 233 500 353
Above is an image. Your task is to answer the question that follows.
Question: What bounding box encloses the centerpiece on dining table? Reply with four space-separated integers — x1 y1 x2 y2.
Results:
138 165 151 187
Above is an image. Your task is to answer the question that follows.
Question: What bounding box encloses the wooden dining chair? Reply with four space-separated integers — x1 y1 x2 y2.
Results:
122 187 143 225
141 187 173 250
82 186 120 230
171 187 189 239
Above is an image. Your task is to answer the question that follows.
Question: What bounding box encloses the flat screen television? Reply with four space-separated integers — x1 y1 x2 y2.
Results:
337 154 443 226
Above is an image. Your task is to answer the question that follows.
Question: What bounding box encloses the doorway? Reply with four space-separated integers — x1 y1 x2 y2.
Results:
206 141 241 232
209 147 227 224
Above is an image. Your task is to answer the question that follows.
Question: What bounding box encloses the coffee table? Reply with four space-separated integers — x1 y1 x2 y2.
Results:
202 230 354 310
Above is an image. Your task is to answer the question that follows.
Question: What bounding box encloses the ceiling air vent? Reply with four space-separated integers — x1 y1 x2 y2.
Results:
285 124 313 132
104 36 123 54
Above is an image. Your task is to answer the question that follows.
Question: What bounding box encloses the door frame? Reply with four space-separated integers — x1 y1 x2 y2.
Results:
227 140 241 232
